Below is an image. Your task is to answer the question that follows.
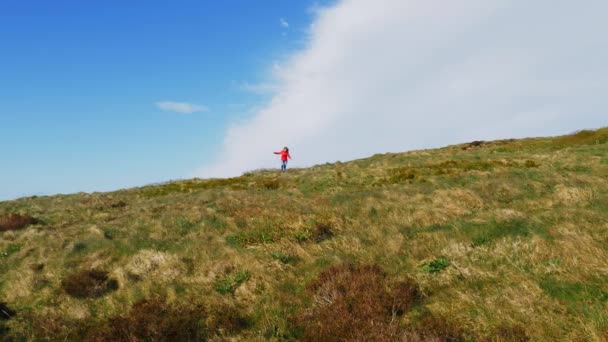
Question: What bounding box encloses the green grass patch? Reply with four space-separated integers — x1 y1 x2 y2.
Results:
69 239 110 256
0 244 21 258
215 270 251 295
175 217 199 235
401 223 453 238
203 215 227 231
102 227 119 240
292 230 312 243
140 177 248 197
271 251 298 265
421 257 450 274
539 276 608 307
112 234 175 256
226 229 276 247
402 217 548 246
467 219 550 247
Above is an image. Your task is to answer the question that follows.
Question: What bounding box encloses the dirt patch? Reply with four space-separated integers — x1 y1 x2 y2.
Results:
0 214 39 232
62 270 119 298
0 302 16 337
313 223 335 243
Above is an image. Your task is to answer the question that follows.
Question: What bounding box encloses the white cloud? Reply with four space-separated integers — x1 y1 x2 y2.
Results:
156 101 208 114
199 0 608 177
280 18 289 28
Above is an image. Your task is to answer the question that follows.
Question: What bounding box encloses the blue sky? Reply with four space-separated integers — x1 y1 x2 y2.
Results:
0 0 324 199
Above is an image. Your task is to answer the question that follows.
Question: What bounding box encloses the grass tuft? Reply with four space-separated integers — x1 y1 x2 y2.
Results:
421 257 450 274
215 270 251 295
271 251 298 265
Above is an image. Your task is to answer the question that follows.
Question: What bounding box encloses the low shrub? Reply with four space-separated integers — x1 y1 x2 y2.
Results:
524 160 540 168
256 178 281 190
62 269 119 298
462 140 486 150
110 200 127 208
5 299 249 341
296 263 423 341
11 312 86 341
0 214 38 231
88 298 206 341
387 167 418 183
411 313 465 341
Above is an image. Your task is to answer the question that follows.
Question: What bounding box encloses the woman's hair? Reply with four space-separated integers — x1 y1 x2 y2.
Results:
284 146 289 152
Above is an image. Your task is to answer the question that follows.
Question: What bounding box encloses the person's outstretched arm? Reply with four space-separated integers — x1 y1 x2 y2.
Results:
274 151 281 154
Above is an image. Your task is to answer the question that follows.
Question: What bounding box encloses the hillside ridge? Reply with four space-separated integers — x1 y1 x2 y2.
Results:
1 127 607 340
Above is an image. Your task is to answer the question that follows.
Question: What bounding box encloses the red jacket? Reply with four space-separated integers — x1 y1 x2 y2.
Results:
274 150 292 161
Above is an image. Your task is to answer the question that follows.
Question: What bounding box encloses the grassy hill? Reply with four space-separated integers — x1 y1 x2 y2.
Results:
1 128 608 341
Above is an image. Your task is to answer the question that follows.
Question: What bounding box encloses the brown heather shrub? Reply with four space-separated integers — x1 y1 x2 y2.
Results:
257 178 281 190
296 263 423 341
87 299 248 341
0 214 38 231
88 299 205 341
462 140 486 150
110 200 127 209
412 314 464 342
62 269 119 298
206 302 251 335
9 311 89 341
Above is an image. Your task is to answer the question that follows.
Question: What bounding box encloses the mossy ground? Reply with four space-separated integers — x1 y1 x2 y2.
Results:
1 128 608 340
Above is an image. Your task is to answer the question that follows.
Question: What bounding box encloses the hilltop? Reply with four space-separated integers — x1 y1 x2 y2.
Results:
1 128 608 341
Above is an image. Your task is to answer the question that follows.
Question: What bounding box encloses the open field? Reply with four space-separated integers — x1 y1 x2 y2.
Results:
1 128 608 341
